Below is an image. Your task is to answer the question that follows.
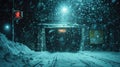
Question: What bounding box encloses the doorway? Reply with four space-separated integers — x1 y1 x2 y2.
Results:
45 28 81 52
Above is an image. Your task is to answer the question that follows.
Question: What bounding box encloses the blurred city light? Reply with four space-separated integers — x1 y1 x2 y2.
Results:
4 24 10 31
58 29 66 33
61 7 68 14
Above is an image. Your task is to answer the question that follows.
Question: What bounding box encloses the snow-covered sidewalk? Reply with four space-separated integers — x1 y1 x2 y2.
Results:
25 51 120 67
0 33 120 67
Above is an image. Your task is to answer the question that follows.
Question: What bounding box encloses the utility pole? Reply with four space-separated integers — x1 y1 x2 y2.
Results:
12 0 23 41
12 0 14 41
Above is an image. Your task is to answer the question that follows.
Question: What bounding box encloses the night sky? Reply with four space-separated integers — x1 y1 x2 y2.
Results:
0 0 120 50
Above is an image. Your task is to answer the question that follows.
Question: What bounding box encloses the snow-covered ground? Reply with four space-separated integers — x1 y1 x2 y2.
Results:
0 33 120 67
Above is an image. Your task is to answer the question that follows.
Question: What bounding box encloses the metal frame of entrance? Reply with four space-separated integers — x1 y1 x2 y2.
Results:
37 23 87 51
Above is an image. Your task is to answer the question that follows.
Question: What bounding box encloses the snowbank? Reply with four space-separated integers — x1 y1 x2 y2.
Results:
0 33 32 55
0 33 33 67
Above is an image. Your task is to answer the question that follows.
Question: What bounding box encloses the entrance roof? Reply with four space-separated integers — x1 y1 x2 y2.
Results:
38 23 86 28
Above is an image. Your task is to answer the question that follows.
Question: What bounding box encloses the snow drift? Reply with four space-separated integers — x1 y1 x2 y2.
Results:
0 33 32 55
0 33 33 67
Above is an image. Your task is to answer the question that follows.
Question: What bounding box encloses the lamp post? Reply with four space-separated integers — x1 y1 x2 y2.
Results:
12 0 15 41
12 0 23 41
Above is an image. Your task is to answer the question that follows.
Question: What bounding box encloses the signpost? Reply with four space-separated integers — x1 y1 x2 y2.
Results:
12 0 23 41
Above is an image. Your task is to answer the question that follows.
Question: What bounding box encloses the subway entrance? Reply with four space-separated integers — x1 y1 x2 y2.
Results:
45 28 81 52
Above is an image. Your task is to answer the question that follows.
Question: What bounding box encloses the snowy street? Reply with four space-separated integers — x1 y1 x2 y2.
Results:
1 51 120 67
23 51 120 67
0 33 120 67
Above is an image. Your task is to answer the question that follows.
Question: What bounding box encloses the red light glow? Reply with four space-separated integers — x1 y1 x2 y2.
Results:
15 11 21 18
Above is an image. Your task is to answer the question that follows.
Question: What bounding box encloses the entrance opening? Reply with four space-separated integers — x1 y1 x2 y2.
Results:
45 28 81 52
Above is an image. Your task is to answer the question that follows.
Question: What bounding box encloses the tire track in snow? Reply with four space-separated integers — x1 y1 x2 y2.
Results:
79 52 120 67
76 59 90 67
56 53 93 67
49 55 57 67
33 60 44 67
77 53 102 67
33 55 58 67
82 53 120 67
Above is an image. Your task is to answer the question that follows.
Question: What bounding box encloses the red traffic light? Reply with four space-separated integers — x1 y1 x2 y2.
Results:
15 11 20 18
14 10 23 19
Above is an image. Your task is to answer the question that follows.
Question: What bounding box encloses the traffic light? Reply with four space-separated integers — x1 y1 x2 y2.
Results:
14 10 23 19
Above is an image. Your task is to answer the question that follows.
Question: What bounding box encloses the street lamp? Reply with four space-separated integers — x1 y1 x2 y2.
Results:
4 24 10 31
61 7 68 14
59 6 70 23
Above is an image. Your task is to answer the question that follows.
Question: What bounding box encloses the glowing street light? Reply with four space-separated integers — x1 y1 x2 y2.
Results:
4 24 10 31
61 6 69 14
61 7 68 13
